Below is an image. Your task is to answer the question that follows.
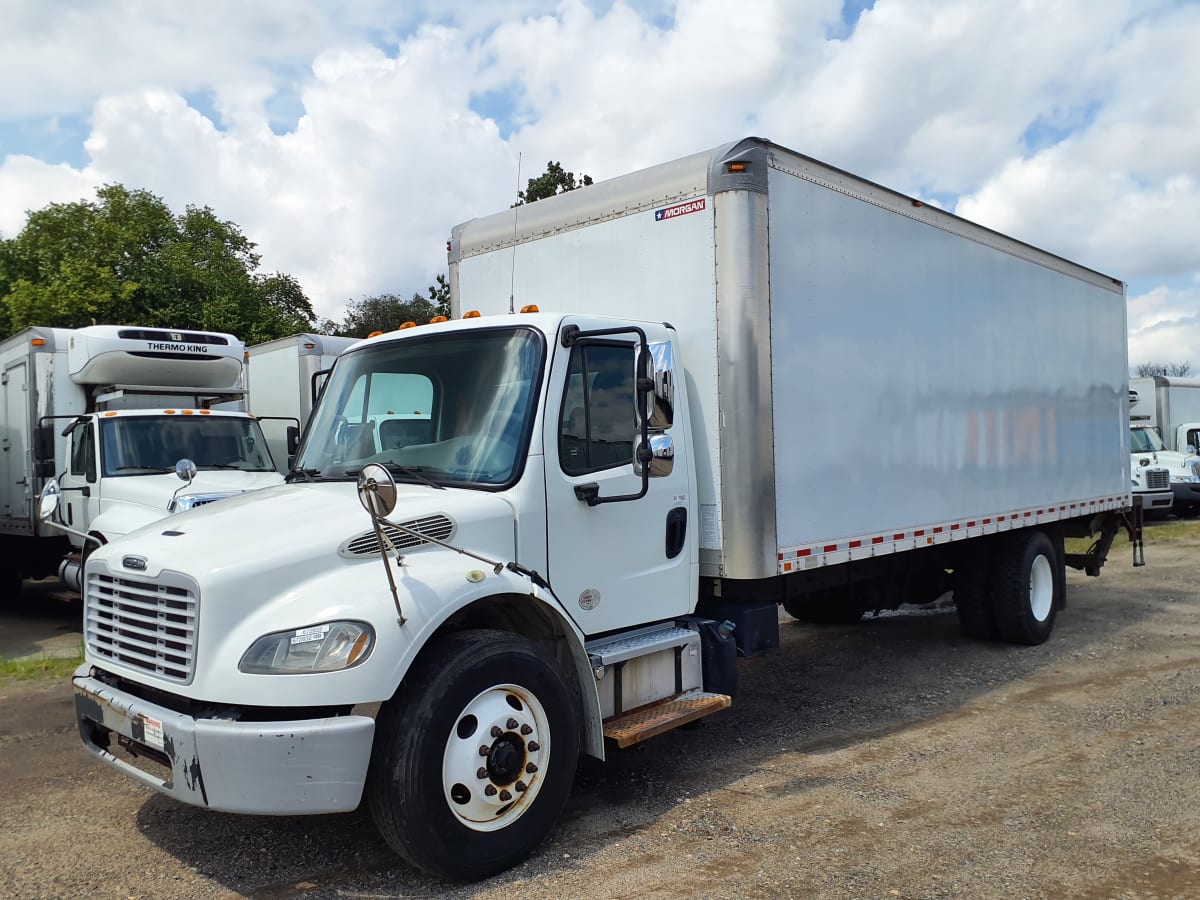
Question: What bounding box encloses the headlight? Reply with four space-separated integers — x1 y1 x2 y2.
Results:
239 621 375 674
1170 472 1199 484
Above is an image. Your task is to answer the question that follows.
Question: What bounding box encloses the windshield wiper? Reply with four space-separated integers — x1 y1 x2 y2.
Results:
345 464 447 490
285 467 322 483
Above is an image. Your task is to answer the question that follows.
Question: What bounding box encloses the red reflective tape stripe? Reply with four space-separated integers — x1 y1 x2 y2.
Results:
983 519 991 524
893 533 905 540
849 540 862 548
872 536 884 544
796 548 812 557
823 544 838 553
951 523 961 530
933 527 943 534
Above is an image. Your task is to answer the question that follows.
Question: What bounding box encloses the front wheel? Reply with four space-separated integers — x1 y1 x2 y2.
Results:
366 629 580 882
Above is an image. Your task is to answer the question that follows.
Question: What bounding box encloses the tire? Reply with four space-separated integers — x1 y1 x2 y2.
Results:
781 593 864 624
991 529 1061 646
366 629 580 882
953 545 998 641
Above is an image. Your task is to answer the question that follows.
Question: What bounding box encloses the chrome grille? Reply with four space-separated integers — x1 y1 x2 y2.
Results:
85 572 198 684
1146 469 1169 490
341 514 455 557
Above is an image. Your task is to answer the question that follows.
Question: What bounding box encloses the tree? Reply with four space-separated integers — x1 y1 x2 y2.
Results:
0 184 316 343
336 292 441 339
513 160 593 206
1135 361 1192 377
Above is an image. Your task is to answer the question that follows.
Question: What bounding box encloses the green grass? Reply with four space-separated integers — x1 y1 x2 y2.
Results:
0 650 84 684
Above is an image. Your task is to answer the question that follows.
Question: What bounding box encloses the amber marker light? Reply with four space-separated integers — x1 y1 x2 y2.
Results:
303 342 316 349
104 411 119 417
520 305 540 313
367 330 384 338
30 338 46 346
727 162 748 172
430 315 448 323
463 310 482 318
398 321 417 329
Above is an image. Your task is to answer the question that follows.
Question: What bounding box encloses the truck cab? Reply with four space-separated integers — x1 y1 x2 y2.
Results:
1129 422 1200 519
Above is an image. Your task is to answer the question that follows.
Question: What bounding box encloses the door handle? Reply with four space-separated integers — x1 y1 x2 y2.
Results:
665 507 687 559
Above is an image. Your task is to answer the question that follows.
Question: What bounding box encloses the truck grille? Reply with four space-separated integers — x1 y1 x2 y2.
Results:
85 572 199 684
340 514 455 558
1146 469 1170 490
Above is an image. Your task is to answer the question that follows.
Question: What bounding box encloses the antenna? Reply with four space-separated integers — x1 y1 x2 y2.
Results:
509 152 521 314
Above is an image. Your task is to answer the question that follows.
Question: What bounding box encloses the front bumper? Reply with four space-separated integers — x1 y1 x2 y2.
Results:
1136 490 1174 511
73 669 375 815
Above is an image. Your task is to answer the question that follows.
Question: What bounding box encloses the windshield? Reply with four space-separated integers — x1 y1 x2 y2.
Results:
100 416 277 476
295 327 544 486
1130 426 1166 454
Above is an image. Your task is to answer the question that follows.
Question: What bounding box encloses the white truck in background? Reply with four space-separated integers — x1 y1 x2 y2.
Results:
0 325 282 596
67 138 1140 881
244 333 357 473
1129 376 1200 517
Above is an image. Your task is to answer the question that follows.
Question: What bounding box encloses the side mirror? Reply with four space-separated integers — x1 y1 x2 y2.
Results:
38 479 61 522
286 425 300 455
639 341 675 430
357 463 397 518
33 424 55 463
175 459 198 483
634 433 675 477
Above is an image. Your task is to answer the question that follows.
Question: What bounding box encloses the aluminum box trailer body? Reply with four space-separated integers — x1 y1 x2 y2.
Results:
70 138 1139 882
1129 376 1200 515
246 333 357 472
450 137 1132 582
0 325 282 594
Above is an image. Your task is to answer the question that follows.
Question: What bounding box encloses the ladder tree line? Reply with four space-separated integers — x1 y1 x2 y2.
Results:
0 161 591 343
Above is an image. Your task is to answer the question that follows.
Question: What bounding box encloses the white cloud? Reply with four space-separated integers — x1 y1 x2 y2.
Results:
1128 283 1200 370
1 0 1198 349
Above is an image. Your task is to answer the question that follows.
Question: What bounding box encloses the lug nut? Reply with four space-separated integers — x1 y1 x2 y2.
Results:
525 762 538 774
499 789 512 801
515 780 527 793
527 741 540 752
484 784 497 796
520 724 532 735
478 745 490 757
490 725 503 738
506 718 518 730
476 767 488 779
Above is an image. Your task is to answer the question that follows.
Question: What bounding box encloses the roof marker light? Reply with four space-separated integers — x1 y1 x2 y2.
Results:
463 310 482 319
520 305 539 313
430 315 448 323
367 330 384 338
399 321 417 329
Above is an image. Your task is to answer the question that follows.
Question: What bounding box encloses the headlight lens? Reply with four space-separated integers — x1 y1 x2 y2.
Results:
239 621 374 674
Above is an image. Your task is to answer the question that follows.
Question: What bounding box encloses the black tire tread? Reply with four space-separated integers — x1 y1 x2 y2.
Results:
991 530 1059 646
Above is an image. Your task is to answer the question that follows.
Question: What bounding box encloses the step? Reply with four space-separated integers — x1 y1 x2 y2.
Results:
586 624 697 667
603 690 731 748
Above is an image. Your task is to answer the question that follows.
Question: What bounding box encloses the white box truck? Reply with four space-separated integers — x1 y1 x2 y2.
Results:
1129 376 1200 517
244 333 357 473
68 138 1140 881
1 325 283 596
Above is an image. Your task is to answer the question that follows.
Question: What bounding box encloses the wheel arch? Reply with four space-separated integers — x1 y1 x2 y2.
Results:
402 592 604 760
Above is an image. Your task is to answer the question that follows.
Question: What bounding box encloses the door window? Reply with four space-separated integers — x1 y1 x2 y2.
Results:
70 426 97 483
558 344 636 475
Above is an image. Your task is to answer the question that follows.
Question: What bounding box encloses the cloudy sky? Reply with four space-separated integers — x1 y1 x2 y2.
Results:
1 0 1197 368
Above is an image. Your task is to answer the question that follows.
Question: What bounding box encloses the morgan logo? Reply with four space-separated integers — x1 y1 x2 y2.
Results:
654 198 706 222
122 556 148 571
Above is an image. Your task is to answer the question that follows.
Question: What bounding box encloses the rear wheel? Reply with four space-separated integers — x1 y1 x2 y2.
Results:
953 545 998 641
366 629 579 882
991 530 1062 645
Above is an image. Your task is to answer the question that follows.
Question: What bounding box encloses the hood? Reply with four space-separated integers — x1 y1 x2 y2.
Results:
92 480 518 588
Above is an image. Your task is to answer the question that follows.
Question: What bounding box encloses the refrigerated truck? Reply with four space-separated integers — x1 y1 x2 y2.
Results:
69 138 1140 881
0 325 282 596
244 333 357 473
1129 376 1200 515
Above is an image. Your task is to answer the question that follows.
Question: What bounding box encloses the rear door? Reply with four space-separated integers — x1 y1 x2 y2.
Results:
2 361 29 519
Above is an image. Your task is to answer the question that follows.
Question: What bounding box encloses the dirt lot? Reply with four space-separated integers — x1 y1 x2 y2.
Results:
3 527 1199 899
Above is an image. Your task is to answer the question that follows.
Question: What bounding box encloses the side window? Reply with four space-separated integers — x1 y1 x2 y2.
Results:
558 343 636 475
70 427 97 483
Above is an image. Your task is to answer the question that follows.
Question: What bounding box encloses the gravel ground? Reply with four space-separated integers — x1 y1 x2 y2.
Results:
2 527 1198 899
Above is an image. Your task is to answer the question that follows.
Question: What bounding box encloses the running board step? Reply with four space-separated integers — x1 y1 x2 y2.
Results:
603 690 731 748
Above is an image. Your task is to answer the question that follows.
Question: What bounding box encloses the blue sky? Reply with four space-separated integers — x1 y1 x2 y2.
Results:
1 0 1197 367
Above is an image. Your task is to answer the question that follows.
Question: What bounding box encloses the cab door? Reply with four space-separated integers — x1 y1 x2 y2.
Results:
59 420 98 539
542 320 694 636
